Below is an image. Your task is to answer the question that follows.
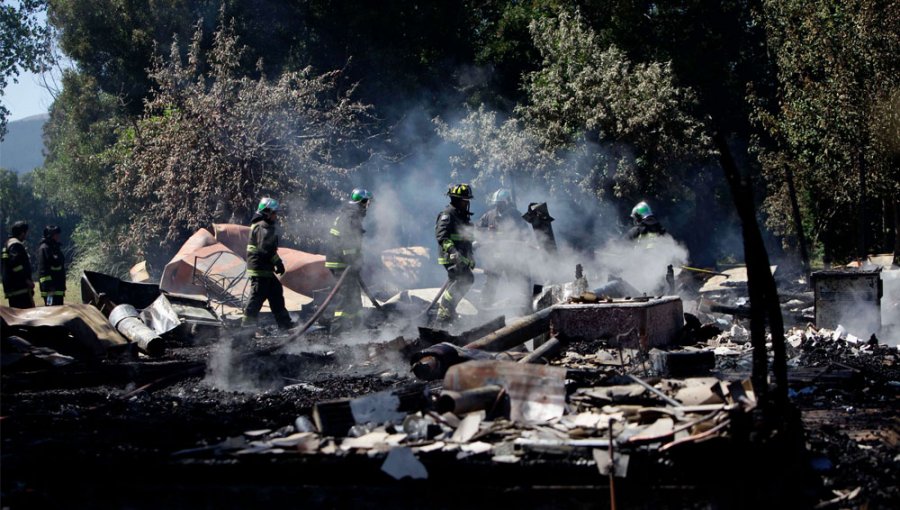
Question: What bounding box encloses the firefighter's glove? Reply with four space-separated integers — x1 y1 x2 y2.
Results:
274 261 286 276
448 252 460 265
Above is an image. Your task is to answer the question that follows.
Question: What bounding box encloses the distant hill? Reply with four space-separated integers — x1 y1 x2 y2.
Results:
1 113 48 173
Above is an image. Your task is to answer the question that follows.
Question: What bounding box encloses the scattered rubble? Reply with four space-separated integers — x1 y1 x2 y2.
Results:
2 261 898 508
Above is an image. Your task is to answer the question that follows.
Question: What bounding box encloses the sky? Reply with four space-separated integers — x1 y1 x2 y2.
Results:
2 8 65 122
3 68 59 121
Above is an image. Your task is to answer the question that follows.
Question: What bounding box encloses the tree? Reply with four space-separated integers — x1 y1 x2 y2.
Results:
1 0 53 137
755 0 900 262
464 0 564 108
35 69 121 221
518 10 712 202
112 18 372 251
434 106 559 199
48 0 211 116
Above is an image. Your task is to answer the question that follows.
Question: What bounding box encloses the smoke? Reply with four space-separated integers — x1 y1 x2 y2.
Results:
881 269 900 346
814 269 899 347
205 335 264 393
344 102 696 312
593 236 690 294
202 98 702 394
280 193 342 254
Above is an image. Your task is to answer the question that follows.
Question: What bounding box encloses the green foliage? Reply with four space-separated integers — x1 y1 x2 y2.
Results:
48 0 210 116
518 10 713 201
1 0 53 137
65 222 133 285
465 0 564 106
112 17 372 249
33 0 900 271
434 106 560 199
0 167 77 270
755 0 900 260
35 69 121 221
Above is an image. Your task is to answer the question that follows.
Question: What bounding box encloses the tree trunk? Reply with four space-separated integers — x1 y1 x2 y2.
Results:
715 132 788 411
857 152 867 261
785 165 810 273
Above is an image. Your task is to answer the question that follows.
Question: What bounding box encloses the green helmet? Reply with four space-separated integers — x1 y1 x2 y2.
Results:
350 188 372 204
631 201 652 220
257 197 279 212
447 183 473 200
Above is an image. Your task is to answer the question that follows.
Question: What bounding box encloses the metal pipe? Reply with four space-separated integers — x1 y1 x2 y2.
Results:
437 385 503 415
626 374 682 407
109 304 164 356
411 356 442 381
518 336 562 364
464 306 554 352
411 307 553 380
608 418 618 510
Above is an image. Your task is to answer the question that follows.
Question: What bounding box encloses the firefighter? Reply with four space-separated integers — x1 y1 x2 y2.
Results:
38 225 66 306
325 188 372 334
242 197 294 331
476 188 530 306
2 221 35 308
435 184 476 324
625 201 666 241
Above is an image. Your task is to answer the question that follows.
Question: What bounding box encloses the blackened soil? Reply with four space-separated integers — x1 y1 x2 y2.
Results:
2 329 897 508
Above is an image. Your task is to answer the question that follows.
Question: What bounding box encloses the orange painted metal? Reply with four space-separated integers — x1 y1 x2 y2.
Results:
160 226 334 300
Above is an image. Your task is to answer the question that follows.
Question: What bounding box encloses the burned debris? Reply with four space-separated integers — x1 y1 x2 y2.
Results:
3 218 899 509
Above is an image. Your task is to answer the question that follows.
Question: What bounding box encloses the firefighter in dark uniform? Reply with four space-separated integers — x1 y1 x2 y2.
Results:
242 197 294 330
625 201 666 242
476 188 530 306
325 188 372 334
2 221 35 308
38 225 66 306
435 184 476 324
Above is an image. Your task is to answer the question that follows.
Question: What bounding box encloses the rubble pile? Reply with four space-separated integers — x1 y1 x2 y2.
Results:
3 261 898 508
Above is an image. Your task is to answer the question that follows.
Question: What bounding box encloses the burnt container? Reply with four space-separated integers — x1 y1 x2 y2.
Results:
811 268 882 336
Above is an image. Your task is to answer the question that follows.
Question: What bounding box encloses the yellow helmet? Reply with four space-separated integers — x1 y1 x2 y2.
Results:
447 183 473 200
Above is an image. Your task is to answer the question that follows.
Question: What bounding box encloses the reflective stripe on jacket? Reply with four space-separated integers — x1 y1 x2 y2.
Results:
38 238 66 296
435 204 474 266
246 213 280 278
2 238 33 297
325 203 365 270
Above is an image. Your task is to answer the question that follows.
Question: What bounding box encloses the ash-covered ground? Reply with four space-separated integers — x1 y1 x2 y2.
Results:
2 323 898 509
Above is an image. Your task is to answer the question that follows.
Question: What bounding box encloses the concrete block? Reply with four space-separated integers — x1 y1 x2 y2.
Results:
549 297 684 349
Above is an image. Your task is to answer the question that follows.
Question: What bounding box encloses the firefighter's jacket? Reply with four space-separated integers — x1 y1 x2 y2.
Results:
325 203 365 271
435 204 475 267
476 203 529 242
625 216 666 241
38 237 66 298
2 237 33 298
246 213 282 278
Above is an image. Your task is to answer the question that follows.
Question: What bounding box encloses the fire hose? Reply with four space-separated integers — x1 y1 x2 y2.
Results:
417 279 451 321
266 264 354 352
680 265 730 278
356 274 383 311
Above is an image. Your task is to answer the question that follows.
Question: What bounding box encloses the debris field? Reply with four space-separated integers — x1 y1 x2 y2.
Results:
2 232 898 509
